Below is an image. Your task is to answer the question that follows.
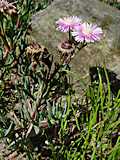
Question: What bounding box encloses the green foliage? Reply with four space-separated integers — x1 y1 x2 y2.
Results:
0 0 120 159
100 0 120 9
45 68 120 160
0 0 71 158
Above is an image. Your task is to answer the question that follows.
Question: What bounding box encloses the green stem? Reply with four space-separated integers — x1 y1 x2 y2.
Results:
69 28 71 42
77 42 87 51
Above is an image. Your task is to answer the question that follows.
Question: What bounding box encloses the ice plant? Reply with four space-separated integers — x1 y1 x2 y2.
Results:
56 16 81 32
72 22 103 43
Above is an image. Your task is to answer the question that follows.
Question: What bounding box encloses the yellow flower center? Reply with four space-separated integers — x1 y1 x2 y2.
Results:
82 24 92 35
64 18 72 25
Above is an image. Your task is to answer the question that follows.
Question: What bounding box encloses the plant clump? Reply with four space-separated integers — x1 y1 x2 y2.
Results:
0 0 120 159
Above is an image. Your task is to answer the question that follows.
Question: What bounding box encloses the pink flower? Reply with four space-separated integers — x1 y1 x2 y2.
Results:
56 16 81 32
72 23 103 43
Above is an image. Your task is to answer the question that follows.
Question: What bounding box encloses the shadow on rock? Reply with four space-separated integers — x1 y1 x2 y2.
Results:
89 66 120 96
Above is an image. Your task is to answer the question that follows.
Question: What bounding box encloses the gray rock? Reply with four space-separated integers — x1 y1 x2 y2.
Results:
31 0 120 89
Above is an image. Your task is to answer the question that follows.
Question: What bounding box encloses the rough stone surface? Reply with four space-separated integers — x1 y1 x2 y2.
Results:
31 0 120 89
